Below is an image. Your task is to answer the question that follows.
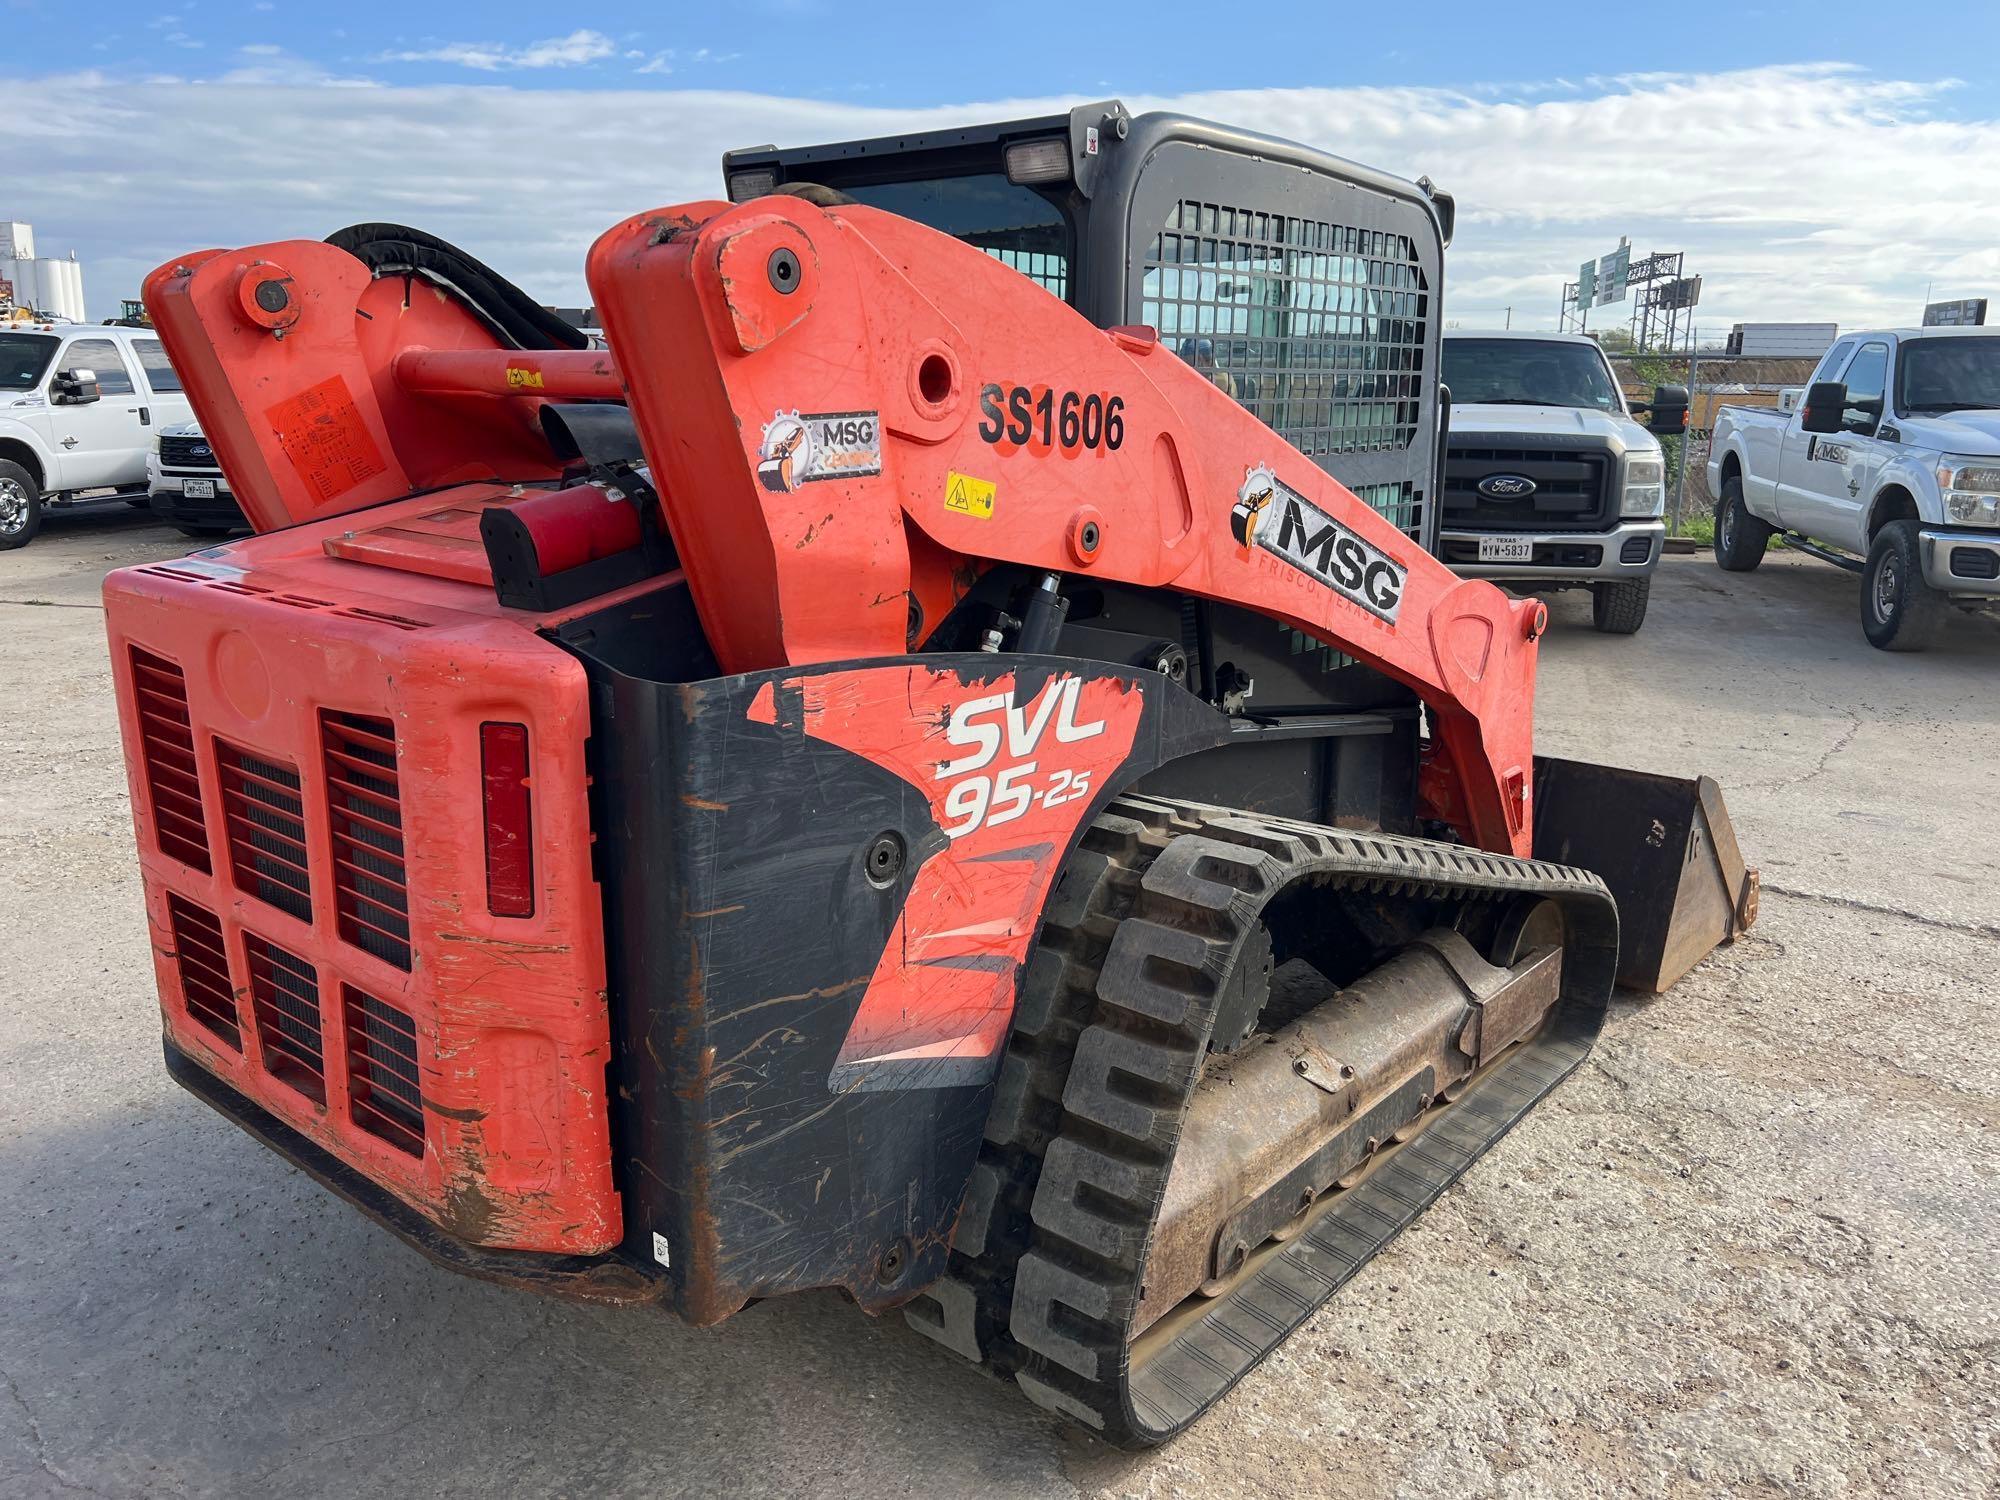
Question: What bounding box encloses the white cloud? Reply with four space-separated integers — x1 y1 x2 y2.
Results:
3 63 1992 334
376 29 617 72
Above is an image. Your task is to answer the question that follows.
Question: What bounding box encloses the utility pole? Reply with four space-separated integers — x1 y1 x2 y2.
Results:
1504 306 1512 329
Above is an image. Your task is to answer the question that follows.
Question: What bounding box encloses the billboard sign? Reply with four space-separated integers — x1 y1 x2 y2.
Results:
1656 275 1702 311
1595 242 1630 307
1574 261 1596 312
1923 298 1988 327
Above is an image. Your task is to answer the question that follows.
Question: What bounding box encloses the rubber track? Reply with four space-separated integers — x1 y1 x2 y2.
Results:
905 793 1620 1448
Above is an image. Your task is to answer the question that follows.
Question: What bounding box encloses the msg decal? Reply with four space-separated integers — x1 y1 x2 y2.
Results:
756 409 882 493
1231 464 1406 624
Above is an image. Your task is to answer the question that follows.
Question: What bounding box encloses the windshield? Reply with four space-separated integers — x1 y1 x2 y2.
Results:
1896 336 2000 413
1442 338 1622 412
834 173 1071 301
0 333 59 392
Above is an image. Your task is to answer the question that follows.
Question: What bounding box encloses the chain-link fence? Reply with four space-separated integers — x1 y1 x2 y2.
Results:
1610 353 1821 536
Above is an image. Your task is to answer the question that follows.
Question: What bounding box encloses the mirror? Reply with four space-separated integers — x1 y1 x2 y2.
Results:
52 368 102 406
1645 383 1689 436
1800 381 1846 435
1843 395 1884 435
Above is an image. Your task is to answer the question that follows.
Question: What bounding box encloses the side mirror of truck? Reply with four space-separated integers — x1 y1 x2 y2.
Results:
1843 395 1884 435
1640 384 1689 436
52 368 102 406
1800 381 1846 434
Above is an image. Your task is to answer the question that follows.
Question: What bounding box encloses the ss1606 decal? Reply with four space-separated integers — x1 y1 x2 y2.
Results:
977 384 1126 453
1231 464 1406 623
756 409 883 492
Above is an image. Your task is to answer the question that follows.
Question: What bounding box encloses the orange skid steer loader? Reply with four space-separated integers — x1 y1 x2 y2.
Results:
105 105 1754 1446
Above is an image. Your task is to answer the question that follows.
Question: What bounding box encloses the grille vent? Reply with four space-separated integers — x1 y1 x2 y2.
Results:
216 742 313 923
167 895 238 1049
321 713 411 970
344 986 425 1157
130 649 212 871
244 933 326 1104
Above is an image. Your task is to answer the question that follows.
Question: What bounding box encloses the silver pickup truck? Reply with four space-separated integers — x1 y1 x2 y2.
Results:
1707 327 2000 651
1439 331 1686 635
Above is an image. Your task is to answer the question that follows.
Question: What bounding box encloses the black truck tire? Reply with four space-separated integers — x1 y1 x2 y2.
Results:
1591 577 1651 635
1713 475 1772 572
1861 520 1944 652
0 460 43 550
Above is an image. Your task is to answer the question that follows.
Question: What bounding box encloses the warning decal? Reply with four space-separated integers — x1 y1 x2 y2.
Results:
264 375 390 504
944 470 996 520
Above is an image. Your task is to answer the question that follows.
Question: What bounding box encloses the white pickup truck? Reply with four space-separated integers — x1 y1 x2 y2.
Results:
0 323 195 549
1439 331 1686 635
1708 327 2000 650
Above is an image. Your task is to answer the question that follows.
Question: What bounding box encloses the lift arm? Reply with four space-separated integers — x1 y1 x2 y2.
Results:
582 199 1546 855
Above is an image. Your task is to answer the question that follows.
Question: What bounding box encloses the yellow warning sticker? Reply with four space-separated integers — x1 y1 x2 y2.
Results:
944 470 996 520
505 367 545 390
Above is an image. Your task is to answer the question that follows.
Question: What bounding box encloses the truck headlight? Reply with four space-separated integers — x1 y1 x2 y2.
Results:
1622 454 1665 517
1937 460 2000 527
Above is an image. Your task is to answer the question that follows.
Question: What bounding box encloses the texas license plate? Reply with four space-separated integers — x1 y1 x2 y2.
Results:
1478 536 1534 563
182 478 215 499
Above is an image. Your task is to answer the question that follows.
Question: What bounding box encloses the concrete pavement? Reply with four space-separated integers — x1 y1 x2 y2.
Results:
2 518 1994 1498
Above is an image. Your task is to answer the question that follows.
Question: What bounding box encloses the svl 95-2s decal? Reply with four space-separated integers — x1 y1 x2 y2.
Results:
934 676 1106 838
745 666 1142 1090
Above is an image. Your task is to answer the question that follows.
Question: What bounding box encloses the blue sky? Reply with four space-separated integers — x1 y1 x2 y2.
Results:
2 3 1995 331
19 1 1997 104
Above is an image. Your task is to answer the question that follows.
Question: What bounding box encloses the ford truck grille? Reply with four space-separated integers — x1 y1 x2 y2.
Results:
158 434 220 470
1442 444 1613 532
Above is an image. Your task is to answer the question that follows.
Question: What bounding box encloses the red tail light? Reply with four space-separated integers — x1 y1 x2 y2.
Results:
479 722 535 917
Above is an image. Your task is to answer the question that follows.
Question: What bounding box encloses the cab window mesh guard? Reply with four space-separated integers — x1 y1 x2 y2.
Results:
1141 201 1427 532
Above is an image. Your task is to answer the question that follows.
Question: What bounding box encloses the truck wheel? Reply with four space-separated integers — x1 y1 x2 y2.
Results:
1713 475 1771 572
1860 520 1943 652
0 461 42 550
1591 578 1651 635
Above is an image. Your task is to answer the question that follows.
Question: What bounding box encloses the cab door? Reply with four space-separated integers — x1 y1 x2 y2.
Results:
43 336 151 492
1785 339 1891 548
129 337 195 428
1772 338 1851 529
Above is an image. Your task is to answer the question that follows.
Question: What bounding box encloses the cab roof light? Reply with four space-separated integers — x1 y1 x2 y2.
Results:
1004 138 1072 186
727 168 779 203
